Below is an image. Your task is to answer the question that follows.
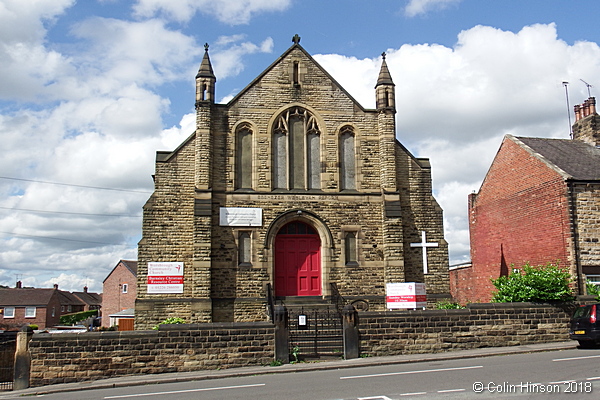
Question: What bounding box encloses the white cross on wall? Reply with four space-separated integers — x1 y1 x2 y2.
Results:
410 231 439 275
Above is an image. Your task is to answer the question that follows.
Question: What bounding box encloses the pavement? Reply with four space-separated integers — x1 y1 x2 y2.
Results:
1 341 578 398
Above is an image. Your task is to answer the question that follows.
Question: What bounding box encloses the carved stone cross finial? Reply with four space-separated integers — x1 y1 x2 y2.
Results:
381 52 386 60
204 43 209 52
292 34 301 44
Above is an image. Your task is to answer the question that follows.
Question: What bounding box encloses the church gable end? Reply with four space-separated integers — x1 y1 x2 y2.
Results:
135 36 449 328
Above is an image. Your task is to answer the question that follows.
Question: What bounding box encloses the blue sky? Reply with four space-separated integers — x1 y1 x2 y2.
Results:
2 0 600 292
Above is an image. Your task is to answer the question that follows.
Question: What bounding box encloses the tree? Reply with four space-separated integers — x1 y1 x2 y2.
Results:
491 262 574 303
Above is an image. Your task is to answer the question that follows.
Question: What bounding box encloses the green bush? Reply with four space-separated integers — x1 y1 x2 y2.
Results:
491 262 574 303
435 300 465 309
152 317 186 330
60 310 98 325
587 280 600 299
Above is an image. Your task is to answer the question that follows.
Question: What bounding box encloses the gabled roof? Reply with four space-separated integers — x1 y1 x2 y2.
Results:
57 290 85 306
72 291 102 306
226 39 372 112
0 288 57 306
103 260 138 283
514 136 600 181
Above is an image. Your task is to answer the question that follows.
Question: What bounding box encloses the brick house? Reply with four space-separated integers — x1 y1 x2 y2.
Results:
102 260 137 328
72 287 102 312
450 97 600 304
136 36 450 328
0 285 62 330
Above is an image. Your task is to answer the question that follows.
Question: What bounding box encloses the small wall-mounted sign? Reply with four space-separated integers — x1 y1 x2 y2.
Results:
147 262 184 294
298 314 308 330
219 207 262 226
386 282 426 309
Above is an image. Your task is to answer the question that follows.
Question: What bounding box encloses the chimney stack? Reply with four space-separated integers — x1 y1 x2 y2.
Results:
572 97 600 146
16 281 22 289
53 284 58 290
83 286 88 293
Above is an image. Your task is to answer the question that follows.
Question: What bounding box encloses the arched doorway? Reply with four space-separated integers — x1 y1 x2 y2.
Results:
274 221 321 296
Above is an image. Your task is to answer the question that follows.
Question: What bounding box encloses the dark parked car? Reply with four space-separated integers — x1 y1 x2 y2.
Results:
570 304 600 348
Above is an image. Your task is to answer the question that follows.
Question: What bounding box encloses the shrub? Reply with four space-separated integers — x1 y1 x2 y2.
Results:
152 317 186 330
60 310 98 325
435 300 465 309
587 281 600 300
491 262 574 303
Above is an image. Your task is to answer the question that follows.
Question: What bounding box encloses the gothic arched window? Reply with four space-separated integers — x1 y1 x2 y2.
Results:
273 108 321 190
236 124 253 189
340 126 356 190
238 231 251 265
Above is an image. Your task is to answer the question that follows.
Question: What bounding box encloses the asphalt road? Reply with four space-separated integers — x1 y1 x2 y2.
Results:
5 346 600 399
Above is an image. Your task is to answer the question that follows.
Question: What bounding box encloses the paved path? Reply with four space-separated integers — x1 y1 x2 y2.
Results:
1 341 577 398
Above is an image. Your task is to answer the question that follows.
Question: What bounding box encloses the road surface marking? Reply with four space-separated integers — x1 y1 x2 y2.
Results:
552 354 600 362
438 388 466 393
103 383 266 399
340 365 482 380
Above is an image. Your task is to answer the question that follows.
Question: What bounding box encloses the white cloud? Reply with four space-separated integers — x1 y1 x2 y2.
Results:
132 0 292 24
211 35 274 79
316 23 600 263
404 0 463 17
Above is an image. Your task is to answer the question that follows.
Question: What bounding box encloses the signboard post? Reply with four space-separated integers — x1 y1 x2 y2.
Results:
147 262 184 294
386 282 427 310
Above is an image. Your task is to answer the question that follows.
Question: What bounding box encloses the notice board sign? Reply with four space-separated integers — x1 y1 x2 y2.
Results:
219 207 262 226
147 262 184 294
386 282 426 309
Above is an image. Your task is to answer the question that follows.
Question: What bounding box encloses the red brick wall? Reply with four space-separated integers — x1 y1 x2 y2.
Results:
452 137 573 303
102 262 136 328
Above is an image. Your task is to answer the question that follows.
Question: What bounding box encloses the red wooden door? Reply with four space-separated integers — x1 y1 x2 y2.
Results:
275 223 321 296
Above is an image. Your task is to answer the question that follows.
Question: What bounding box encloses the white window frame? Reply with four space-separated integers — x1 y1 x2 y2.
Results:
25 306 36 318
122 283 128 294
3 307 15 318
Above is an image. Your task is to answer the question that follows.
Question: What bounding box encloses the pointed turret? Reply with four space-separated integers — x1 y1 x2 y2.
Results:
375 52 395 111
196 43 216 105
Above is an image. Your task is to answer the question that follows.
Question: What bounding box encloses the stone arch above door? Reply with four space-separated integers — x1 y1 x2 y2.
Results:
265 210 334 297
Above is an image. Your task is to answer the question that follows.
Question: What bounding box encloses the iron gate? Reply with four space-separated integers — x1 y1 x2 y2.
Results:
288 308 343 360
0 333 16 391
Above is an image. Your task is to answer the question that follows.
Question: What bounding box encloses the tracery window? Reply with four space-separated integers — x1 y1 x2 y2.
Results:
340 125 356 190
236 124 253 189
273 108 321 190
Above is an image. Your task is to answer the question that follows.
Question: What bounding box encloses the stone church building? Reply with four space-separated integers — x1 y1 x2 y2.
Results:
135 36 450 328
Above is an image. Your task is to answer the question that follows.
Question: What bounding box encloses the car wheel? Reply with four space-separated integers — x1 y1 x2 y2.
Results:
578 340 595 349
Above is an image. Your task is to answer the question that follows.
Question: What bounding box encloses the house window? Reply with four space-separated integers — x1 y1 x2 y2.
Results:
273 107 321 190
122 284 128 294
340 126 356 190
235 124 253 189
67 305 72 312
3 307 14 318
25 306 36 318
344 231 358 266
52 307 55 317
238 232 252 266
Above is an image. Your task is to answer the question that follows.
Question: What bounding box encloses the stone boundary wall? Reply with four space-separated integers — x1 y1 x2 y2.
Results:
28 322 274 387
358 302 576 356
25 303 580 388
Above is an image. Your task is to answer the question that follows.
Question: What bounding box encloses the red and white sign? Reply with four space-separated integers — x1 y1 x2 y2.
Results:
386 282 427 309
147 262 184 294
